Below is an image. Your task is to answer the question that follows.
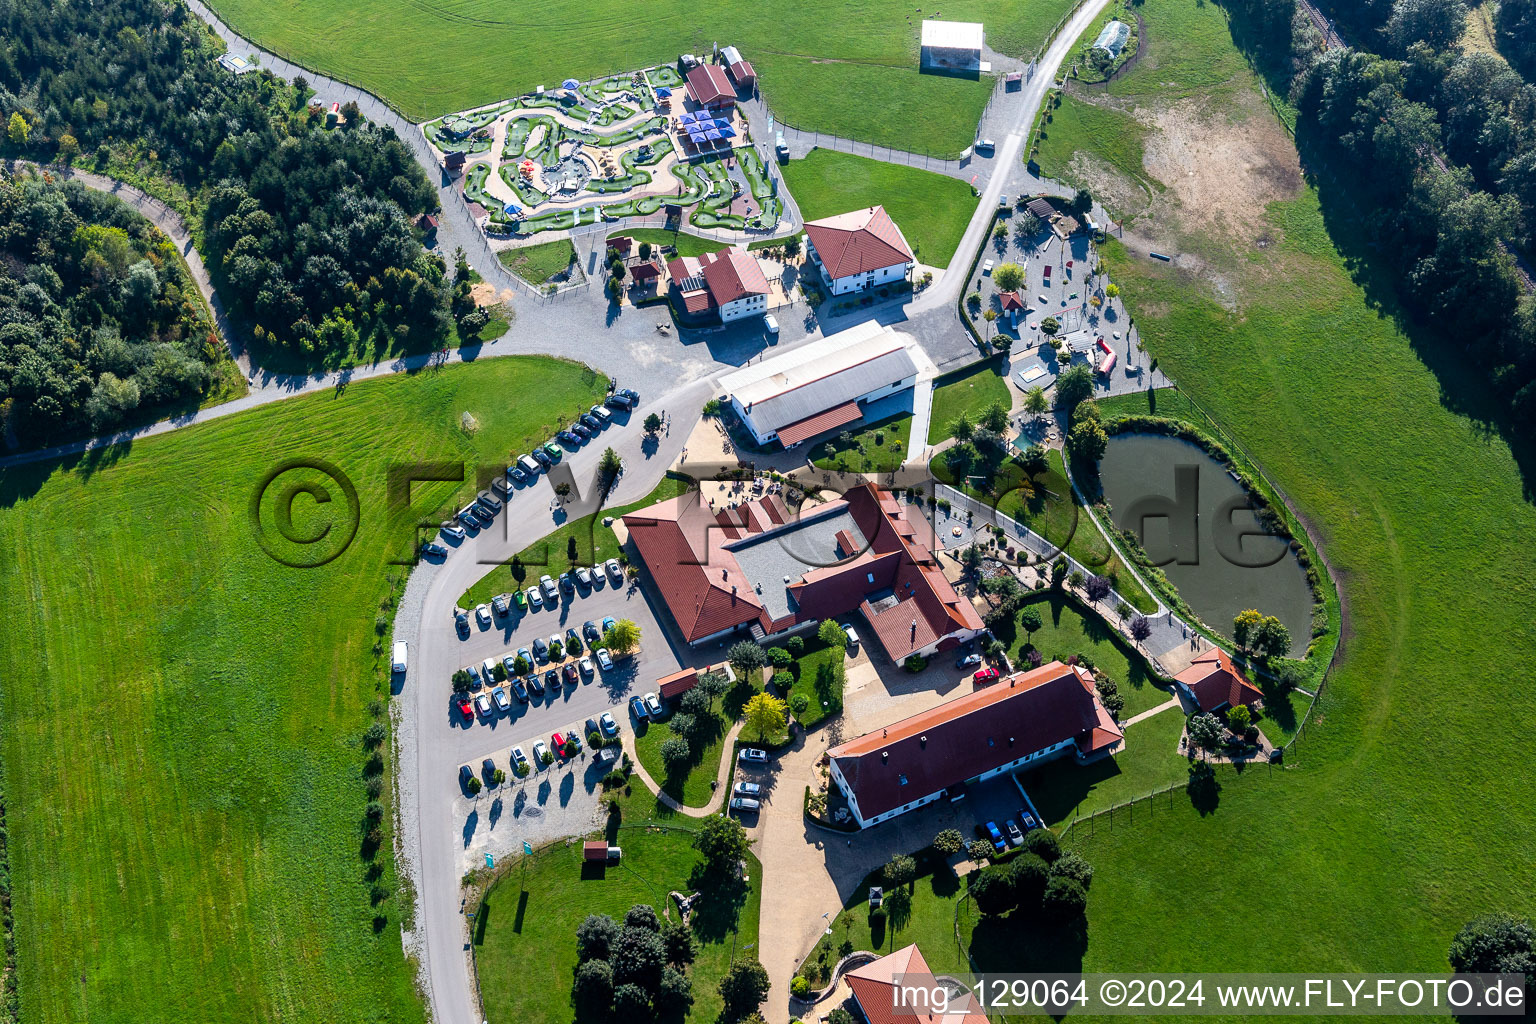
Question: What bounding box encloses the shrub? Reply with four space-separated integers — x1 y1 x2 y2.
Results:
791 975 811 998
966 839 994 861
1050 851 1094 889
933 829 965 855
790 693 809 714
884 854 917 886
770 669 795 693
466 776 482 795
767 647 792 668
1041 875 1087 921
903 654 928 673
787 636 805 655
660 736 691 769
970 863 1016 915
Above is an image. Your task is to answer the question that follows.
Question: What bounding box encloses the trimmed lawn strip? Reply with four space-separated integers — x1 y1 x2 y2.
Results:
633 672 765 806
458 472 692 609
497 237 577 285
779 637 846 728
926 360 1011 445
992 593 1173 719
1020 700 1188 828
811 413 914 473
780 149 978 269
473 822 761 1024
0 357 606 1021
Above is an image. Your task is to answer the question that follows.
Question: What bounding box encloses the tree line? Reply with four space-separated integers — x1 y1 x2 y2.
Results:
0 0 460 422
1228 0 1536 448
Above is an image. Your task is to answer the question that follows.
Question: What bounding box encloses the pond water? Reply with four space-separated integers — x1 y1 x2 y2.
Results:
1097 433 1313 656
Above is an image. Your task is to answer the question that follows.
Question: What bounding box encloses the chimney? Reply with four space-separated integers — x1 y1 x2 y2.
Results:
881 750 888 763
919 735 927 749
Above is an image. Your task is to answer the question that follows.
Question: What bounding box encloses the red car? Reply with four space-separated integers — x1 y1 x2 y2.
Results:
972 667 1000 685
458 698 474 720
551 732 567 759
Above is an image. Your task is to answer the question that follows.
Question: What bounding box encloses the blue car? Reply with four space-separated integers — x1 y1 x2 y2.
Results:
985 821 1005 853
558 429 580 445
602 616 616 634
509 466 528 484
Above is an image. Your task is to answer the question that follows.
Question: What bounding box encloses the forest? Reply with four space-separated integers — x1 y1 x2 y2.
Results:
1231 0 1536 450
0 0 457 445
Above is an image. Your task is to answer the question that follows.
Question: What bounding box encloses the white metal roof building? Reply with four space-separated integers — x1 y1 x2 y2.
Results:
718 321 920 447
920 20 984 72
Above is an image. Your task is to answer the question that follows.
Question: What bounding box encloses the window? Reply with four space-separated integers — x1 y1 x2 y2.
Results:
898 774 908 785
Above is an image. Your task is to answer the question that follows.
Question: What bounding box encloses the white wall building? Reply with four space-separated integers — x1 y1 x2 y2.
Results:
803 206 916 296
920 20 985 73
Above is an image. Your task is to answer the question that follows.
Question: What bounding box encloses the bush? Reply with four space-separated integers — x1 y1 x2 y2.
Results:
770 669 795 693
1050 851 1094 889
970 863 1016 915
767 647 792 668
903 654 928 673
1041 875 1087 922
966 839 994 861
790 693 809 714
791 975 811 998
660 736 691 769
884 854 917 886
933 829 965 855
465 776 482 794
787 636 805 655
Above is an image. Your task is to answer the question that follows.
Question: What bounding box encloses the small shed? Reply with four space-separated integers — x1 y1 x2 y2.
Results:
658 667 699 700
583 841 612 862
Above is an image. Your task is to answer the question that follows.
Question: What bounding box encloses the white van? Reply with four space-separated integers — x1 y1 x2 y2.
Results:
391 640 408 674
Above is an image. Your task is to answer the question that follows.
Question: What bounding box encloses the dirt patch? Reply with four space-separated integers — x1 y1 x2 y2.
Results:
470 281 515 306
1138 93 1302 248
1067 150 1151 219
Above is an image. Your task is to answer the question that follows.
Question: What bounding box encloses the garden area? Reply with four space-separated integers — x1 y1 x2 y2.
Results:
766 632 846 729
780 149 978 268
631 678 738 808
1020 704 1188 828
811 413 913 474
926 360 1011 446
474 819 761 1024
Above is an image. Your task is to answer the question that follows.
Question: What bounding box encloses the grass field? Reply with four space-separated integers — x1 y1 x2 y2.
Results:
1022 702 1188 828
811 412 914 473
778 636 846 728
926 360 1011 445
0 357 607 1021
497 237 576 285
457 472 692 609
780 149 978 268
473 822 761 1024
1018 0 1536 983
201 0 1076 152
608 228 718 258
632 709 732 808
1033 94 1156 202
993 594 1172 719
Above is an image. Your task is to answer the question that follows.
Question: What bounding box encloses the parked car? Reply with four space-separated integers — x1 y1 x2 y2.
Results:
501 654 519 678
421 541 447 558
482 757 497 781
531 448 552 468
475 604 492 627
510 746 528 773
478 490 501 512
595 648 614 671
565 732 582 755
738 748 768 764
508 465 528 485
599 712 619 738
985 821 1005 852
510 678 529 702
580 413 603 431
1020 810 1040 831
617 387 639 404
976 137 996 152
572 423 593 441
542 442 563 463
525 672 545 696
556 429 578 445
480 657 498 680
730 797 761 811
540 574 558 598
474 693 493 718
559 573 575 594
527 586 543 609
544 669 558 691
734 780 761 796
629 695 648 720
516 648 532 671
589 404 613 424
551 732 567 759
583 620 601 642
531 637 549 661
843 624 860 647
956 652 982 668
602 616 617 634
532 740 549 767
605 392 635 411
973 667 1000 685
584 717 600 740
513 590 527 611
575 567 593 588
982 259 995 275
562 664 578 686
465 665 483 690
459 764 473 787
643 691 663 717
492 594 510 617
492 688 510 712
580 656 595 677
455 609 470 637
1005 820 1024 847
458 698 474 721
764 313 779 333
565 627 583 652
442 524 466 541
517 454 542 475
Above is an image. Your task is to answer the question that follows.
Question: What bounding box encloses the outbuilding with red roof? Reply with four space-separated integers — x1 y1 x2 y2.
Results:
685 64 736 111
804 206 916 295
1175 648 1265 714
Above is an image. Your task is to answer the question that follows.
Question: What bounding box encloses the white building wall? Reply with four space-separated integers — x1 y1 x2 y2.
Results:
720 292 767 323
829 261 912 296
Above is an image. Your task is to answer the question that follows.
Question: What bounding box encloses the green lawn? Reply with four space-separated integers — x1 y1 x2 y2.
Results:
1020 703 1189 828
780 149 978 268
0 357 607 1021
200 0 1076 150
926 360 1011 445
497 237 576 285
1033 93 1157 204
457 472 692 609
811 413 914 473
1016 0 1536 984
608 228 719 258
632 708 732 808
993 594 1173 719
777 637 846 728
473 822 761 1024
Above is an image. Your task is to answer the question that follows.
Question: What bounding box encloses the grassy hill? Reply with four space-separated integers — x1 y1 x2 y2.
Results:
0 357 607 1020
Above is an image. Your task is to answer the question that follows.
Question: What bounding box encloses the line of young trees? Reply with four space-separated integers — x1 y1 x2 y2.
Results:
0 0 451 380
1227 0 1536 448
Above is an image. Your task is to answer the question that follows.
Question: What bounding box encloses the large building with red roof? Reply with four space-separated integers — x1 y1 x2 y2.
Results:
664 248 770 323
827 661 1123 828
844 944 989 1024
621 483 983 661
1175 648 1264 714
804 206 916 296
684 63 736 111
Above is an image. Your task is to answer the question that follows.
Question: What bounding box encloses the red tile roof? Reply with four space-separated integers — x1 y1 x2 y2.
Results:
630 260 662 282
727 59 757 85
999 290 1025 311
701 249 769 305
685 64 735 107
804 206 914 280
1176 648 1264 712
657 667 699 699
609 235 633 254
774 401 862 447
828 662 1120 820
847 945 989 1024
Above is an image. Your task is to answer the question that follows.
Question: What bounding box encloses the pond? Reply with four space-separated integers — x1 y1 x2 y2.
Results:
1096 433 1313 656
